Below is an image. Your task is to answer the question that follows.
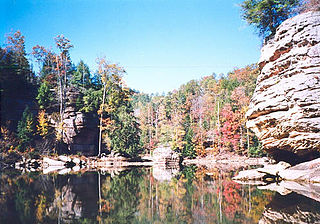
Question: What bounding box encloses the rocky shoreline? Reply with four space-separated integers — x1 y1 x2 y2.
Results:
233 157 320 203
13 152 271 174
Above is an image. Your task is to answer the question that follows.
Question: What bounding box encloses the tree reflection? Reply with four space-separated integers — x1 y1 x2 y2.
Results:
0 167 280 224
99 169 144 223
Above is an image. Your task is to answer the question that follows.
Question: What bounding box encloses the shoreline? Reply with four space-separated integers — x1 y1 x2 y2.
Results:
11 152 272 174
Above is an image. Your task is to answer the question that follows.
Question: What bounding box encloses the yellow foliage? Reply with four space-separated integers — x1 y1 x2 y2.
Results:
55 121 64 141
35 194 47 222
0 126 10 140
37 110 49 137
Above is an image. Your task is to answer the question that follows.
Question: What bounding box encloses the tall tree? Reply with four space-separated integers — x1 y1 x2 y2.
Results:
71 60 91 88
1 31 36 131
97 58 141 157
54 35 73 122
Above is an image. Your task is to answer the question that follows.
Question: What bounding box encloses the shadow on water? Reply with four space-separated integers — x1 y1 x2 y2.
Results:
1 166 320 223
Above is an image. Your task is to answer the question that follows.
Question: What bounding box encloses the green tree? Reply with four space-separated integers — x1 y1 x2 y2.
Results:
108 106 142 157
17 106 35 149
97 58 142 157
36 81 54 109
240 0 299 38
71 60 91 88
1 31 36 130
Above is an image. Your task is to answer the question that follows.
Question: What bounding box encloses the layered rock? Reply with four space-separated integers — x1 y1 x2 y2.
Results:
246 11 320 156
62 87 99 155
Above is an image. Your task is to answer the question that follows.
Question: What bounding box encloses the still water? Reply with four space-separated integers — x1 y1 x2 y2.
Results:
1 166 320 224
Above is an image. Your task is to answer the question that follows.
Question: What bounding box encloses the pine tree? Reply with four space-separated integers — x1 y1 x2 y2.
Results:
17 106 35 150
240 0 299 38
36 81 54 109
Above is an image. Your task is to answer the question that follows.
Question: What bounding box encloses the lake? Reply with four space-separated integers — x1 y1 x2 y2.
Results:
1 166 320 224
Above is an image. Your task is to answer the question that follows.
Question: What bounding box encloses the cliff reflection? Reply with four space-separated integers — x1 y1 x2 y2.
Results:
0 167 276 223
260 192 320 223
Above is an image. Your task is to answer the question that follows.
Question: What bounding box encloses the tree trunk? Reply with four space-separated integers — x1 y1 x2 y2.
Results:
98 83 107 156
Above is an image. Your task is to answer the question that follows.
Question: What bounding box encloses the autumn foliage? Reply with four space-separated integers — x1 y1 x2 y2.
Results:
133 65 260 158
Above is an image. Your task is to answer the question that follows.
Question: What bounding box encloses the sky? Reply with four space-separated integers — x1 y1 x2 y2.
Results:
1 0 261 94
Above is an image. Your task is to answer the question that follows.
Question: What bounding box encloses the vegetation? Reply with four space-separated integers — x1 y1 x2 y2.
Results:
133 66 261 158
240 0 300 38
0 29 264 159
0 30 142 158
5 0 315 160
16 106 35 151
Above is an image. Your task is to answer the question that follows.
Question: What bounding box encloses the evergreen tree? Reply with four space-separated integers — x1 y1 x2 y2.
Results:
71 60 91 88
17 106 35 150
108 106 142 157
240 0 299 38
36 81 54 109
97 58 142 157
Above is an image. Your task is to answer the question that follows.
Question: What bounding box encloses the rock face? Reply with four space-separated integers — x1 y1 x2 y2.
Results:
247 11 320 156
62 87 99 155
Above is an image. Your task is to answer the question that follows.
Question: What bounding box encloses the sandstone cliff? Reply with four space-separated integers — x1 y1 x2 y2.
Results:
246 11 320 157
61 87 99 155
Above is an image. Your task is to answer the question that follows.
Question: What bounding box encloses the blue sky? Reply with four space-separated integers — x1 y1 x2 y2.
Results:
1 0 261 94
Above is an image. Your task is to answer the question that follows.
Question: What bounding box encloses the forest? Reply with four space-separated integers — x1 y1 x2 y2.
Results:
1 0 316 161
0 30 262 160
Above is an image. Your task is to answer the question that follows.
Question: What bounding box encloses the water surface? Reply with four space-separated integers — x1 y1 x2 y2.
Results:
1 166 319 223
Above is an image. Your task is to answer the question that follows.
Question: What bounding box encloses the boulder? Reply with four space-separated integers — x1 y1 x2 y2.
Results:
152 147 180 164
246 11 320 159
43 157 65 167
233 158 320 183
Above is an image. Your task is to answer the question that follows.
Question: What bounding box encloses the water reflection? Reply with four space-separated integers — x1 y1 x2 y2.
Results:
4 166 318 223
260 192 320 223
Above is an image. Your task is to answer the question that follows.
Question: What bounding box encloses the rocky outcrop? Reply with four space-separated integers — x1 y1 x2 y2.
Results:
234 158 320 184
62 87 99 155
152 147 180 165
246 11 320 157
233 158 320 209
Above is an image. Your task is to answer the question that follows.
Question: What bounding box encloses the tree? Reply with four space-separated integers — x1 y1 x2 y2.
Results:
1 31 36 133
240 0 299 38
37 110 49 137
32 45 48 76
71 60 91 88
54 35 73 122
5 30 31 78
97 58 142 157
36 81 54 109
108 106 142 157
17 106 35 150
